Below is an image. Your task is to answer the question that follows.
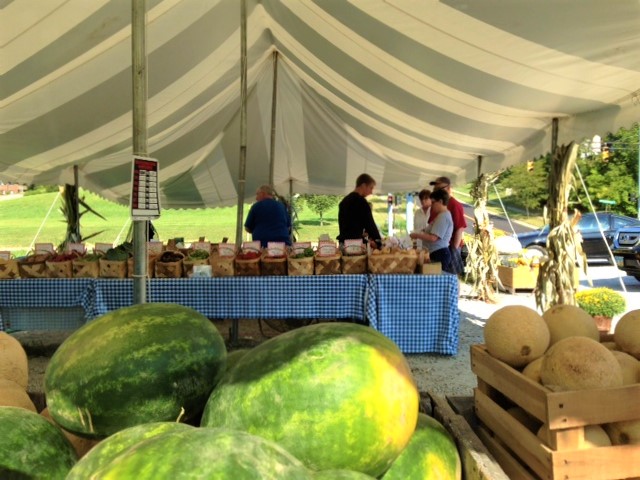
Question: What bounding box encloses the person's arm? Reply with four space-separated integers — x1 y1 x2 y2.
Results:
244 206 255 233
451 227 464 249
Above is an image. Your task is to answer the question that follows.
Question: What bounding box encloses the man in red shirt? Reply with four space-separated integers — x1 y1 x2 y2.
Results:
429 176 467 275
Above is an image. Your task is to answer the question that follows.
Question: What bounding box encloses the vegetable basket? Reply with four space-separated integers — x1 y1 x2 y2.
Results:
210 253 235 277
72 258 100 278
287 255 314 276
234 249 261 276
182 249 211 277
341 253 367 274
261 253 287 276
18 254 51 278
367 251 418 274
314 253 342 275
99 259 128 278
127 255 157 278
45 259 73 278
154 251 185 278
0 257 20 279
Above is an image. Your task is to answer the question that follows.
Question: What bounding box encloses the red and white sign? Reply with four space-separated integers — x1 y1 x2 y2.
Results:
130 155 160 220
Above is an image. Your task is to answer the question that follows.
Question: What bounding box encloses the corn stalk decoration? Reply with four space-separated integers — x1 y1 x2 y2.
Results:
535 142 586 311
58 184 107 251
466 171 502 303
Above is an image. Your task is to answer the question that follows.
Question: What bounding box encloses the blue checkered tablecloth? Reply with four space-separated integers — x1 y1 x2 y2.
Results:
90 276 369 320
0 275 459 354
366 274 460 355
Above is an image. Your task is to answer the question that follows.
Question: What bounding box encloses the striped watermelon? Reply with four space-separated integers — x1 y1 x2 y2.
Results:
80 427 314 479
382 412 462 479
45 303 227 437
67 422 194 479
0 406 77 479
201 322 418 477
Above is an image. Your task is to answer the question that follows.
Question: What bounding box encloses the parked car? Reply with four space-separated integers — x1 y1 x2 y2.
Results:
516 212 640 263
612 225 640 280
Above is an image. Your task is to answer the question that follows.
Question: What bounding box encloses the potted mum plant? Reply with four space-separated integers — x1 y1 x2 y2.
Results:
575 287 626 333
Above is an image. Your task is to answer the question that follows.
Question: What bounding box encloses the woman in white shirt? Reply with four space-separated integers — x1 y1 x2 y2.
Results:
412 189 431 250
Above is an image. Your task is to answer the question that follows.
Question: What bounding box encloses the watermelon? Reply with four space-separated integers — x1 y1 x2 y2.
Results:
382 413 462 479
45 303 227 437
84 427 313 479
67 422 194 479
0 406 77 479
201 322 418 477
313 470 376 479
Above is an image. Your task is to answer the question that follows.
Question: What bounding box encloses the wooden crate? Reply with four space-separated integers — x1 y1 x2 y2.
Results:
470 344 640 480
497 265 579 294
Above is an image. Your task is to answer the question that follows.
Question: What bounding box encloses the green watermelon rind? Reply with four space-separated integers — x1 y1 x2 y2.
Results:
201 322 418 477
66 422 195 479
90 427 314 479
381 412 462 480
44 303 227 437
0 406 77 480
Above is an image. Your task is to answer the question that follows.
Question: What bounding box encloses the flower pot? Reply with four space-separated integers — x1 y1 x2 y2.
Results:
593 315 613 333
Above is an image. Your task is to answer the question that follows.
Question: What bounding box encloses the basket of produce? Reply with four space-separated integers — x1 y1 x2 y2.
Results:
0 255 20 279
287 247 315 276
210 253 235 277
127 255 157 279
72 253 102 278
234 248 261 276
155 250 185 278
182 249 210 277
18 252 51 278
99 243 132 278
261 252 287 276
315 252 342 275
367 248 418 274
341 242 367 274
45 251 81 278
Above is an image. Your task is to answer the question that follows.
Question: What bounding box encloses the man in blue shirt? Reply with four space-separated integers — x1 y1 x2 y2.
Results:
244 185 292 247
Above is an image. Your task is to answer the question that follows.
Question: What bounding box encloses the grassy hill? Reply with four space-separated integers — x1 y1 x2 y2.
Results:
0 190 392 256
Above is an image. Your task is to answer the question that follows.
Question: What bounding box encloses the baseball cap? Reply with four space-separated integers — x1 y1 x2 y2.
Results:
429 176 451 187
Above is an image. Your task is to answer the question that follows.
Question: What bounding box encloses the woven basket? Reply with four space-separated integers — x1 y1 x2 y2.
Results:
182 257 210 277
46 260 73 278
128 256 157 278
341 254 367 274
287 255 314 276
210 254 235 277
368 252 418 274
18 256 50 278
314 254 342 275
155 251 184 278
261 255 287 276
99 259 128 278
0 258 20 279
72 259 99 278
235 255 261 276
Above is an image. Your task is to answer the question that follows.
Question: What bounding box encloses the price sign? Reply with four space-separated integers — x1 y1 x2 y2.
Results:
130 155 161 220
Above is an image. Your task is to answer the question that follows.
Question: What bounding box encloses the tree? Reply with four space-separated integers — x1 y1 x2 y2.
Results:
497 157 548 215
302 194 340 226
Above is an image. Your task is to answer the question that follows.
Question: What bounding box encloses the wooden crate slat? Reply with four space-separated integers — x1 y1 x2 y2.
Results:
474 388 551 479
476 425 538 480
470 344 548 421
550 444 640 480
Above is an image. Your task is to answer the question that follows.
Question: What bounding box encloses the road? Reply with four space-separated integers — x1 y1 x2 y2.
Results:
461 202 536 236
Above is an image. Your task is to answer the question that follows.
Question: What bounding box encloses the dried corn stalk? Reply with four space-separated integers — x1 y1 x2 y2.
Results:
535 142 586 311
466 171 501 303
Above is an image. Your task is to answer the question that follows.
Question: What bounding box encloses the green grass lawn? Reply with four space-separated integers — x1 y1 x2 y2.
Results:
0 191 395 256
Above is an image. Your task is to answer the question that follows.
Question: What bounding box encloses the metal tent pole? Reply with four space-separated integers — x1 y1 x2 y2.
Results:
234 0 248 248
269 51 279 186
131 0 149 304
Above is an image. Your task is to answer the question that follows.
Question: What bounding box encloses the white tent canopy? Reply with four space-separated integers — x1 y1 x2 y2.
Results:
2 0 639 208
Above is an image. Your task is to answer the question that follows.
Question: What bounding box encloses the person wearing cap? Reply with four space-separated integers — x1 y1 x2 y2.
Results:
244 184 292 247
410 189 453 272
429 176 467 274
412 189 432 250
337 173 382 249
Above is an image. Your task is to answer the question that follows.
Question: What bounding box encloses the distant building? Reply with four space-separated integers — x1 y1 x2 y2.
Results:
0 183 25 195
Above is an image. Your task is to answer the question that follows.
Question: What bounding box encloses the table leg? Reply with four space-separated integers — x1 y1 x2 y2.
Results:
229 319 239 346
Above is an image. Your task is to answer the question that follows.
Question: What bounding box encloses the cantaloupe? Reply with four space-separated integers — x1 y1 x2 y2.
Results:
522 356 544 384
542 304 599 346
614 309 640 360
610 351 640 385
601 341 620 351
604 419 640 445
537 424 611 448
0 378 36 411
0 331 28 389
484 305 550 367
540 337 623 391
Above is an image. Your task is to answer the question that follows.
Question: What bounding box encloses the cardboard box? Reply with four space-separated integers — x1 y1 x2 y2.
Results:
470 344 640 480
421 262 442 275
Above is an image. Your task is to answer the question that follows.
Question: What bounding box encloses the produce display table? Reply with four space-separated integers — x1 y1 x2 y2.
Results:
0 275 459 354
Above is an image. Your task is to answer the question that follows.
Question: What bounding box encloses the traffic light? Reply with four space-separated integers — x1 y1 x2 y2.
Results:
602 142 612 161
526 160 534 172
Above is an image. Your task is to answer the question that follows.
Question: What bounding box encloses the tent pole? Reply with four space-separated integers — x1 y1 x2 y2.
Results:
269 51 279 186
476 155 482 178
131 0 149 304
235 0 248 247
551 117 559 153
